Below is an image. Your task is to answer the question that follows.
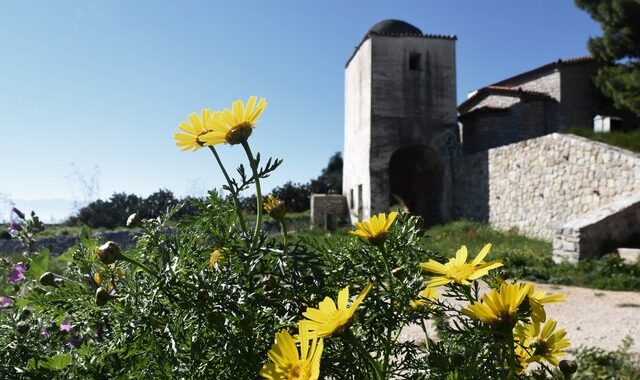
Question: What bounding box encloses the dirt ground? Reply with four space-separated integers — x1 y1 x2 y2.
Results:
400 282 640 354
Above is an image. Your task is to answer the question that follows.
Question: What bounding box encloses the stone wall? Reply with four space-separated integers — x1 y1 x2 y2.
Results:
310 194 349 229
453 133 640 240
553 191 640 262
461 99 552 154
502 69 561 102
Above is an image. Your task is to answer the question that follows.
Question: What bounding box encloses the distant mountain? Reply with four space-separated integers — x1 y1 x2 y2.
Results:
9 199 77 223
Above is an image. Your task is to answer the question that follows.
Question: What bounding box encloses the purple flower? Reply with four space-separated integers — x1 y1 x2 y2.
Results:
68 336 83 348
11 207 25 219
96 323 104 340
8 222 22 237
0 296 13 309
8 262 27 284
60 316 72 332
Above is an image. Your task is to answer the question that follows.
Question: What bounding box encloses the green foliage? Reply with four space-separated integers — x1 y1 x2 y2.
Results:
567 127 640 153
309 151 342 194
25 249 49 280
241 152 342 213
5 109 633 378
575 0 640 116
66 189 180 229
424 220 640 291
572 337 640 379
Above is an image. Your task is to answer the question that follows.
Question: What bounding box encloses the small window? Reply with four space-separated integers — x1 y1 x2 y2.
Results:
409 52 421 71
350 189 354 209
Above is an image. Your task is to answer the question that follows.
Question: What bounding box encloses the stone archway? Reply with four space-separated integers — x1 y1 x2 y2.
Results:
389 145 443 226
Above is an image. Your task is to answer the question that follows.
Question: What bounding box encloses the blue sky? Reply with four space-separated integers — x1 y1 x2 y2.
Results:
0 0 600 219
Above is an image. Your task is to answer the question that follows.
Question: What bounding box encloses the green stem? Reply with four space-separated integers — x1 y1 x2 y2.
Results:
378 244 394 379
121 255 157 278
208 146 248 235
345 329 384 380
421 319 430 351
505 328 517 380
281 219 288 255
241 141 263 246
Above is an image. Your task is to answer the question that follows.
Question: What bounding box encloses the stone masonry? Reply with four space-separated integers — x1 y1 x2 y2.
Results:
310 194 348 230
452 133 640 261
553 191 640 262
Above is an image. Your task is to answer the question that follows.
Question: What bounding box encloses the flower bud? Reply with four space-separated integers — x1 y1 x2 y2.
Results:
95 241 123 265
126 213 140 228
559 360 578 379
16 321 29 334
12 207 25 220
263 195 286 222
197 290 211 303
95 288 110 306
39 272 58 287
19 308 31 320
207 311 225 326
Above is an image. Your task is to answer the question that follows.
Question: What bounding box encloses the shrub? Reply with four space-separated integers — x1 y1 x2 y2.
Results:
1 97 583 378
67 189 179 229
572 337 640 379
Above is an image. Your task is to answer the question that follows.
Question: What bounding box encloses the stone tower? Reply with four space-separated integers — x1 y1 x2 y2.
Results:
343 19 458 225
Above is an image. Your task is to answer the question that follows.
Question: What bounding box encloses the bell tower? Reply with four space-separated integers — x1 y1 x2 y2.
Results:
343 19 459 225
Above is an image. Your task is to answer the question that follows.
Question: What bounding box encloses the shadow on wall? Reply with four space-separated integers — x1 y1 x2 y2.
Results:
450 150 490 222
389 144 444 226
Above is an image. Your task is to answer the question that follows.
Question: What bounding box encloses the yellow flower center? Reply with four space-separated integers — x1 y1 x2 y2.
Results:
287 361 312 380
450 263 477 281
367 232 387 246
531 338 550 356
225 122 253 145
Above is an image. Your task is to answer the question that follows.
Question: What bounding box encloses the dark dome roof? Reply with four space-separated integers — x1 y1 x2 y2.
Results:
367 19 422 37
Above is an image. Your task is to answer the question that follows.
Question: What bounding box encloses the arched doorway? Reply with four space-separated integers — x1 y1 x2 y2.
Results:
389 145 443 226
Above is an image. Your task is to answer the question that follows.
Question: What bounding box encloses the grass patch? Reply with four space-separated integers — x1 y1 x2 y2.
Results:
567 127 640 153
422 220 640 291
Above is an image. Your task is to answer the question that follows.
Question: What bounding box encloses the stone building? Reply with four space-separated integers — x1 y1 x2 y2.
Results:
337 19 640 262
458 57 636 154
342 19 458 226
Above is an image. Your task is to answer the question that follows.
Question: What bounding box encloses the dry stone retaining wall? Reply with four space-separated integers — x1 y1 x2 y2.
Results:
453 133 640 244
553 192 640 262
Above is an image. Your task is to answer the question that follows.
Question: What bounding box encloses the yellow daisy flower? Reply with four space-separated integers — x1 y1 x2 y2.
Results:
209 249 224 271
520 283 565 323
515 319 571 366
349 212 398 246
174 108 215 152
301 283 373 338
260 326 323 380
200 96 267 146
410 287 440 309
420 244 502 287
264 195 286 222
461 282 532 328
93 270 105 286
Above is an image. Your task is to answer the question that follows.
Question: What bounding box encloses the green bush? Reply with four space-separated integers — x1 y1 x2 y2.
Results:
424 220 640 291
572 337 640 379
66 189 179 229
567 128 640 153
0 98 599 379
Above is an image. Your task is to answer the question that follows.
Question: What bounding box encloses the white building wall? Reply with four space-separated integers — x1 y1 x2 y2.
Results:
343 39 372 223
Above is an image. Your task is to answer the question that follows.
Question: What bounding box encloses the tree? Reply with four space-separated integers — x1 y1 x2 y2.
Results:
575 0 640 116
309 152 342 194
271 182 310 212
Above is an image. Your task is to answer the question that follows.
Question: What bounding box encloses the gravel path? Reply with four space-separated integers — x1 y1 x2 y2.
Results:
401 282 640 353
